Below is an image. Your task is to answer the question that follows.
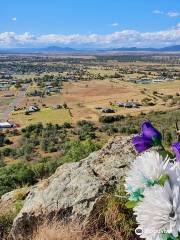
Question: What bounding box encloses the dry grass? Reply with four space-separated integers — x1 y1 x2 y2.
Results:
33 222 83 240
33 190 138 240
54 79 179 123
33 221 123 240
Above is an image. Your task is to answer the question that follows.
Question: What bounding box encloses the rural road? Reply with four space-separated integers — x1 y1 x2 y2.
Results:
2 83 30 121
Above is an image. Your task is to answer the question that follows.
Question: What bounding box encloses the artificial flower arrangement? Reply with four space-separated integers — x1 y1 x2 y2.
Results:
124 121 180 240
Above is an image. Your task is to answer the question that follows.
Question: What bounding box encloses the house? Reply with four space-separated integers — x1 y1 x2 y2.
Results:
135 79 151 84
117 102 141 108
46 87 60 94
0 81 10 91
46 85 53 89
28 105 40 113
101 108 115 113
152 78 167 83
117 102 125 107
12 80 18 84
0 121 14 128
0 86 10 91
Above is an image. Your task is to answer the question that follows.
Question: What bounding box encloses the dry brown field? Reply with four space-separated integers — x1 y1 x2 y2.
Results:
4 79 180 126
46 79 179 123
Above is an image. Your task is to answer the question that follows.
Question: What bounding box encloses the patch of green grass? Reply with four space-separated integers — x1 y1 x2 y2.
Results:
10 108 71 127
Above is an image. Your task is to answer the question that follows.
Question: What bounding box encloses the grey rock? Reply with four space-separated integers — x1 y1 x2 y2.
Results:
11 136 136 240
1 187 30 203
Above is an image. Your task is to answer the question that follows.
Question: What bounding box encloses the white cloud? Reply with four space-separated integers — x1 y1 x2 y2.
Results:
153 10 180 18
0 25 180 48
176 23 180 28
111 22 119 27
167 12 180 18
12 17 17 21
153 10 164 15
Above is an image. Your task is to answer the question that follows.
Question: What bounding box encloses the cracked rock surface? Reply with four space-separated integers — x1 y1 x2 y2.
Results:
11 136 136 240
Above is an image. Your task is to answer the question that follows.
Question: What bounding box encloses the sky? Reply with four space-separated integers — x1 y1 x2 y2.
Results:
0 0 180 48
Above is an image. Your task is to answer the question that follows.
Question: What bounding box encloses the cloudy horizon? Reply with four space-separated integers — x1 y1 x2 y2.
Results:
0 23 180 49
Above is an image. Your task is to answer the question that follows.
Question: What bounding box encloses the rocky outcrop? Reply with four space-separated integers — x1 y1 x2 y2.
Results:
11 136 136 240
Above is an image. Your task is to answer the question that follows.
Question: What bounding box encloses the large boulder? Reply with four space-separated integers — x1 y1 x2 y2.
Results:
11 136 136 239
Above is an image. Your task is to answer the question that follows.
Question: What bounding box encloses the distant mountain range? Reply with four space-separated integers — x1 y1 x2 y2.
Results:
40 46 77 52
110 45 180 52
0 46 77 53
0 45 180 53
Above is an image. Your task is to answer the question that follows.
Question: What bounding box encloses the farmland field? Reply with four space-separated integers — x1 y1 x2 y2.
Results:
50 79 180 123
9 108 71 127
0 54 179 127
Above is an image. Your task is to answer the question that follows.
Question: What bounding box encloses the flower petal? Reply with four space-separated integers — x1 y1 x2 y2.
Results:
132 135 153 153
142 121 162 143
172 142 180 161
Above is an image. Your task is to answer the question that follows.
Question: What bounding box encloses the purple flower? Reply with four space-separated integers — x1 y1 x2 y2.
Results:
132 121 162 153
172 142 180 161
132 135 153 153
142 121 162 144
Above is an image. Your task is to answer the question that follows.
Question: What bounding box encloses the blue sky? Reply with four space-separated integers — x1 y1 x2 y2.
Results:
0 0 180 48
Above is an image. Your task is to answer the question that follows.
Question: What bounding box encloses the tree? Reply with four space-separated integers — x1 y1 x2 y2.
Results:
0 132 5 147
63 102 68 109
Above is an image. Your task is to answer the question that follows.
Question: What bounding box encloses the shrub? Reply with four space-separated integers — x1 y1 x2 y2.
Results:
77 120 96 140
63 122 72 128
99 115 124 123
0 163 36 197
60 140 100 164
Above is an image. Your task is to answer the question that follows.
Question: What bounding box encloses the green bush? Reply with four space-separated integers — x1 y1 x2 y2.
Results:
77 120 96 140
60 139 100 164
0 163 36 197
99 115 124 123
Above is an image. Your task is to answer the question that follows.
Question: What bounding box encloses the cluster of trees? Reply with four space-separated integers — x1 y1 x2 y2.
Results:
76 120 96 140
0 122 101 197
19 122 70 157
0 138 100 197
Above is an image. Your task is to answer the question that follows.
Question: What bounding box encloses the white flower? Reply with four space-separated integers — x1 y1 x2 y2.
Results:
134 183 180 239
125 151 169 194
166 161 180 186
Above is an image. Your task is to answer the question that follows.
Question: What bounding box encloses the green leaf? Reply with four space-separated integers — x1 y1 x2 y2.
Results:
158 174 169 186
158 148 174 160
141 176 156 187
125 201 138 209
129 188 144 202
152 137 161 146
161 233 177 240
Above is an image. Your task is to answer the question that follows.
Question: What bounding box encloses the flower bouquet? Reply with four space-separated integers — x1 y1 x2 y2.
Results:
124 121 180 240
